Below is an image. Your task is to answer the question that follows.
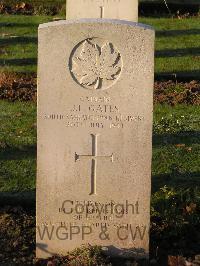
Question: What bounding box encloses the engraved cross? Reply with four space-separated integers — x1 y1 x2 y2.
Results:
100 6 104 18
75 134 113 195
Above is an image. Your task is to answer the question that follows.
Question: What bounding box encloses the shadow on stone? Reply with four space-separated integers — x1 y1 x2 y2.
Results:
36 243 55 257
103 246 149 265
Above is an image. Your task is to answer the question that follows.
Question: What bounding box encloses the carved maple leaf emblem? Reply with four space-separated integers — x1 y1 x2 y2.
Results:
71 40 121 90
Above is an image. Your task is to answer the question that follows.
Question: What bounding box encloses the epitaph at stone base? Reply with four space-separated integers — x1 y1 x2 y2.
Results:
37 19 154 260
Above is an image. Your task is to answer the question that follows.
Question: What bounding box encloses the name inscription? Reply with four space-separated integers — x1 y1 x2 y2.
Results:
43 97 144 129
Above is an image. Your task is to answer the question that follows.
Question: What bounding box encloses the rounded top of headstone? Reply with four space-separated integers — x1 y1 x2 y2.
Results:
39 19 154 32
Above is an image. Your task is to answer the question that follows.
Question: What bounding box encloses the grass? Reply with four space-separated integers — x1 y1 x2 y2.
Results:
0 100 199 193
0 101 199 260
140 0 200 3
0 15 51 73
153 104 200 191
0 0 66 16
141 17 200 76
1 0 199 6
0 15 199 77
0 100 36 191
2 0 65 4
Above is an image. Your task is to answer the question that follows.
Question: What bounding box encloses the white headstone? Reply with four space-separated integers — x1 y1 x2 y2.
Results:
66 0 138 21
37 19 154 262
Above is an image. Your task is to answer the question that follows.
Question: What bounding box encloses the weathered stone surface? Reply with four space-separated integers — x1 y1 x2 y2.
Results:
66 0 138 21
37 19 154 260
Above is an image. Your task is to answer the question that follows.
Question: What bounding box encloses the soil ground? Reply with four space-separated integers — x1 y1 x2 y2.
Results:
0 73 199 105
0 206 200 266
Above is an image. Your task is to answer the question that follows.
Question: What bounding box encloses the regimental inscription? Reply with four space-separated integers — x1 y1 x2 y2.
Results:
44 96 145 129
75 134 114 195
69 38 122 90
